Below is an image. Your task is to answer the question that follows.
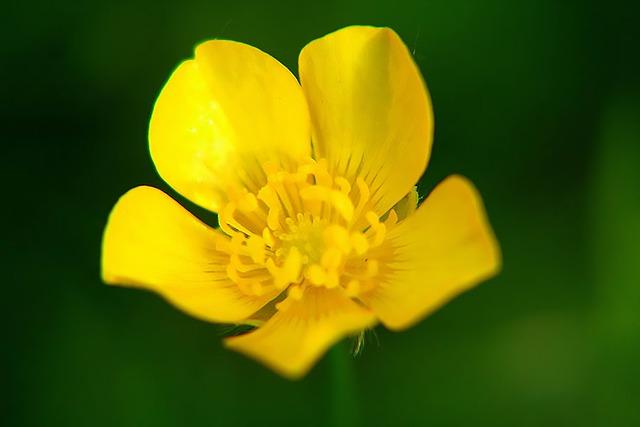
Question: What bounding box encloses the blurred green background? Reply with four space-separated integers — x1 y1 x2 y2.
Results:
4 0 639 425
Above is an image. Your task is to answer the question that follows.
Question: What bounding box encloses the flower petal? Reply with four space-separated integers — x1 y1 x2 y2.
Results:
102 186 277 323
360 176 501 330
299 26 433 216
150 40 311 213
225 287 376 379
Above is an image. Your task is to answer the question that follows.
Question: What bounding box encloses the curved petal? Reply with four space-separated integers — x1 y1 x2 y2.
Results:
361 176 501 330
225 287 376 379
101 186 277 323
150 40 311 213
299 26 433 216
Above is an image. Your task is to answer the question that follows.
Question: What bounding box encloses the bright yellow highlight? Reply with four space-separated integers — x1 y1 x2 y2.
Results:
102 26 501 379
149 40 310 213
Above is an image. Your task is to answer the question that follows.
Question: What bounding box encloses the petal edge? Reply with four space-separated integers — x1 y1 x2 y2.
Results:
102 186 277 323
150 40 311 213
225 287 376 379
361 175 501 330
299 26 433 216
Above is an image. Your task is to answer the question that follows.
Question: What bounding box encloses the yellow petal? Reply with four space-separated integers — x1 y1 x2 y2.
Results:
360 175 501 330
299 26 433 216
101 186 276 323
225 287 376 379
150 40 311 213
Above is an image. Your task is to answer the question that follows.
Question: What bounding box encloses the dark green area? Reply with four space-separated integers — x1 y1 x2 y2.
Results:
4 0 639 425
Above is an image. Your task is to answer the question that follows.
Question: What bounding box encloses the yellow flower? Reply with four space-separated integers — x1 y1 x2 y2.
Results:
101 26 501 379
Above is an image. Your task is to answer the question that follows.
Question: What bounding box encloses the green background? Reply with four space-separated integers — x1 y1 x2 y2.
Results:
5 0 639 425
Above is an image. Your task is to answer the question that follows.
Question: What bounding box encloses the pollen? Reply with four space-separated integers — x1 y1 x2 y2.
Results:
216 159 397 310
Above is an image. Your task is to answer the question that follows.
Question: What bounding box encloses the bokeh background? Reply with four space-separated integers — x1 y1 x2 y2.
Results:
5 0 639 426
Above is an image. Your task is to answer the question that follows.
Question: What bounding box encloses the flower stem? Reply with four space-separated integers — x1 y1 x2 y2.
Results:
328 340 360 427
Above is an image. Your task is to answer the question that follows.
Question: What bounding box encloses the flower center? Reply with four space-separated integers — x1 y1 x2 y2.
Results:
276 214 326 265
215 158 397 311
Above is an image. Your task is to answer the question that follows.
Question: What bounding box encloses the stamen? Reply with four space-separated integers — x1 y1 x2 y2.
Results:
345 280 360 297
216 158 387 301
246 235 265 264
365 211 386 247
350 232 369 255
352 177 371 224
305 264 326 285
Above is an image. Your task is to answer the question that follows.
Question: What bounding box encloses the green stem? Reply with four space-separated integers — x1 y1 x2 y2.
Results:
328 340 360 427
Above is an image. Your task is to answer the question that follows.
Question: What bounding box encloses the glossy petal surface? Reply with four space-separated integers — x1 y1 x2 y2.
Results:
361 176 501 330
225 287 376 379
102 186 277 323
150 40 311 212
299 26 433 216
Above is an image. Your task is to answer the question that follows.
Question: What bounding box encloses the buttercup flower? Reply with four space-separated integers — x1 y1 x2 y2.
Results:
102 26 501 379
